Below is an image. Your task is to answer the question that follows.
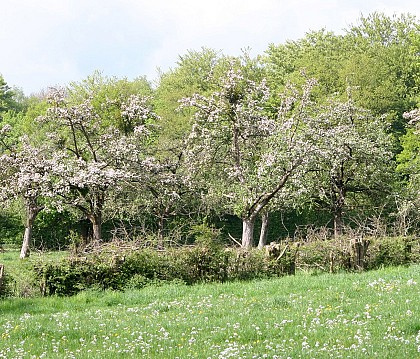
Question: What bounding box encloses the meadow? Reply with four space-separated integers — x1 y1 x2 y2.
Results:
0 263 419 358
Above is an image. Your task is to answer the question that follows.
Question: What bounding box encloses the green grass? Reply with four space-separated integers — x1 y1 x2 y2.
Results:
0 265 419 358
0 249 69 297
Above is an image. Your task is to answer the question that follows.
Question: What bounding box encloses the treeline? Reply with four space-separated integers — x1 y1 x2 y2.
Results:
1 12 420 257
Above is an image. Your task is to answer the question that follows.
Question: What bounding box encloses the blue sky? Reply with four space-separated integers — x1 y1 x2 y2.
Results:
1 0 419 95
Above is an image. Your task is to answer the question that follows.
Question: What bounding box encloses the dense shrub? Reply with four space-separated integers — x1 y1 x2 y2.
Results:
0 265 10 297
173 242 230 284
296 236 420 273
410 239 420 263
297 237 353 272
31 236 420 296
365 236 416 269
33 241 292 296
0 211 22 246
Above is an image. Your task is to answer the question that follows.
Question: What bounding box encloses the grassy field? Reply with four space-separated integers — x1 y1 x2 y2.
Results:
0 263 419 358
0 250 69 297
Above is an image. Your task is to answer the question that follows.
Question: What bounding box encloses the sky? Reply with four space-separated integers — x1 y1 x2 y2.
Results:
1 0 419 95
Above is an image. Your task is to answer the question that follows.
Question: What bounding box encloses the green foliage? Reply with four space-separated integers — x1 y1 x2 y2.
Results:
226 248 290 280
154 48 225 155
265 12 419 138
32 210 77 250
397 128 420 175
0 94 49 146
68 71 153 134
367 236 416 269
2 233 419 298
296 236 420 273
0 75 19 115
0 205 77 250
265 29 347 98
0 209 22 246
33 241 296 296
0 269 11 298
174 244 230 284
188 221 222 245
396 116 420 233
297 237 353 272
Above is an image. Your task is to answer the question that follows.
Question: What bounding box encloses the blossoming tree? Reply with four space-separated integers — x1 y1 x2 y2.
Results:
0 126 60 258
307 98 395 237
181 64 326 248
38 87 160 243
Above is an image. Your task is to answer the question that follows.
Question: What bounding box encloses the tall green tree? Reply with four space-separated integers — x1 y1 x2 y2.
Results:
396 108 420 233
154 48 224 154
0 75 20 118
265 12 420 135
344 13 419 132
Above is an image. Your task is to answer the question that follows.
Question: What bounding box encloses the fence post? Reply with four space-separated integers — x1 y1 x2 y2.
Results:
351 238 369 270
0 264 4 289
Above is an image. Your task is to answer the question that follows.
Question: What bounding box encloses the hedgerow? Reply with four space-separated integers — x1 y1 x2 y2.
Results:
6 235 418 297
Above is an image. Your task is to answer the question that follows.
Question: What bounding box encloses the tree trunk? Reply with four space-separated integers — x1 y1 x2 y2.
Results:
20 202 41 259
240 170 295 249
92 215 102 242
79 219 91 247
20 225 33 259
334 211 344 238
242 217 256 249
0 264 4 290
88 213 102 242
258 212 269 249
156 205 170 248
332 180 346 238
157 215 164 247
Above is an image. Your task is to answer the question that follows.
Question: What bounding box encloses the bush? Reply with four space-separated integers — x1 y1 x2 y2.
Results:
410 239 420 263
366 236 415 269
31 236 420 297
297 237 355 273
173 241 230 284
0 211 22 246
0 265 10 297
32 210 78 250
33 241 294 296
296 236 420 273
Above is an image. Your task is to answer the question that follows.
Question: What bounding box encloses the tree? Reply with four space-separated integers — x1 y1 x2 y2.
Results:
307 98 396 237
0 128 59 258
181 62 325 248
265 29 348 99
397 108 420 230
148 49 228 241
0 92 54 257
105 149 200 245
153 49 225 160
68 71 153 133
398 110 420 186
0 75 17 116
264 13 420 136
38 86 159 243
